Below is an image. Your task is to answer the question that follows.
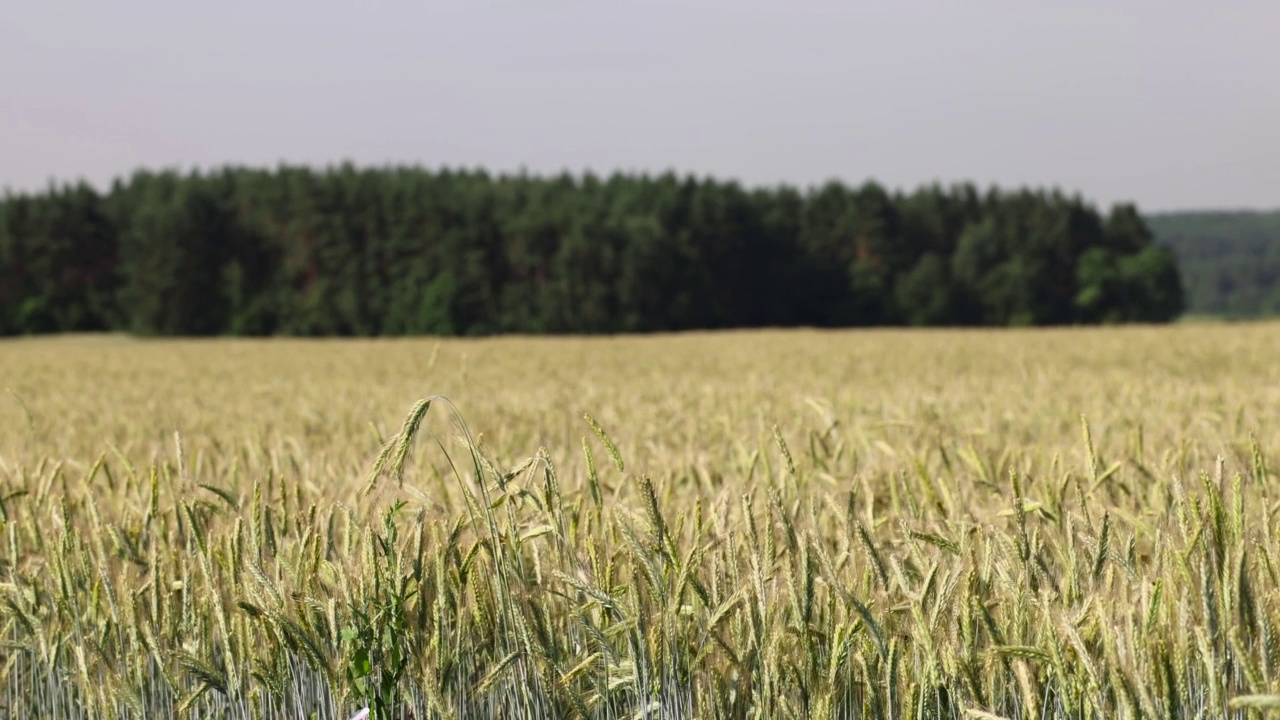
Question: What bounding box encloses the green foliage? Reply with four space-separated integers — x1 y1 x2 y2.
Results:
895 253 957 326
1149 209 1280 317
0 182 118 333
115 175 233 335
0 167 1186 335
343 501 414 718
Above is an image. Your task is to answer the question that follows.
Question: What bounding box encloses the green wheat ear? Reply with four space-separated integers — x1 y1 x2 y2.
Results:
1229 694 1280 710
365 397 433 496
583 413 624 472
364 395 481 499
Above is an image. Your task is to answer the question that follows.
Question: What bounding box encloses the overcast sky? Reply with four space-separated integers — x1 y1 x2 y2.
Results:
1 1 1276 212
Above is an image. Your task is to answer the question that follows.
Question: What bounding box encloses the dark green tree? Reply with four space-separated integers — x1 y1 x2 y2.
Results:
0 165 1188 335
116 173 230 335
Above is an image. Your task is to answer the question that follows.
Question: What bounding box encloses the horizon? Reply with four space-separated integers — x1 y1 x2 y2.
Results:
5 160 1277 218
3 1 1277 214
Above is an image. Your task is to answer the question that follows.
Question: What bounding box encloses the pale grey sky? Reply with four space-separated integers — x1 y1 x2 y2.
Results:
1 1 1276 212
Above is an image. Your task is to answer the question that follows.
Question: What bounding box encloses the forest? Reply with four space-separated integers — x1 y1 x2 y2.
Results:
0 165 1185 336
1149 210 1280 318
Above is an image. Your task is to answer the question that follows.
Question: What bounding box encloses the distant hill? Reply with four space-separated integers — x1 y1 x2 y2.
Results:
1148 210 1280 317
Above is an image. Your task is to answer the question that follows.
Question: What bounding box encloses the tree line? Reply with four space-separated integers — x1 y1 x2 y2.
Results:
0 165 1185 336
1148 210 1280 318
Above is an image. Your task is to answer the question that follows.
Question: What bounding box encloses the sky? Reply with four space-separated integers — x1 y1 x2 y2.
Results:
1 1 1276 213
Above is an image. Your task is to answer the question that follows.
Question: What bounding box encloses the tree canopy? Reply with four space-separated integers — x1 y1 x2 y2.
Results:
1148 210 1280 318
0 165 1185 336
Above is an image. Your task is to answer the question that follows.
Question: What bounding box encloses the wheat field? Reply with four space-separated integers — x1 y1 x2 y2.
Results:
2 325 1279 719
